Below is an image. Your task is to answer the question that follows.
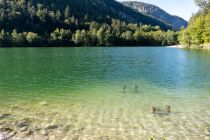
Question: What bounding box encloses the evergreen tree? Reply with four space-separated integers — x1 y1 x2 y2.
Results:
64 6 70 18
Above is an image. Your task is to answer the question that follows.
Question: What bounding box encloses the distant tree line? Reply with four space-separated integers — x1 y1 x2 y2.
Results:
0 20 178 47
179 0 210 48
0 0 178 47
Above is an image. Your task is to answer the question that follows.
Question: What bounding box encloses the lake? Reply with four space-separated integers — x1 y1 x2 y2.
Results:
0 47 209 139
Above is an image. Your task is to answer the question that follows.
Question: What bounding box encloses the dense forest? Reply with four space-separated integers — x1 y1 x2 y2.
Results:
179 0 210 48
0 0 178 47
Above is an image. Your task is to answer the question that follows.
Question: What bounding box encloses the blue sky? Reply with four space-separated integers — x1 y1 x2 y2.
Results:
118 0 199 21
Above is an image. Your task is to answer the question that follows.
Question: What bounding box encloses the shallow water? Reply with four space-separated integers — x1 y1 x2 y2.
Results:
0 47 210 139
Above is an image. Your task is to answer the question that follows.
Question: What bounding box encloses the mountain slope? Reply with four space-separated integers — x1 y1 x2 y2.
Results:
122 1 188 30
31 0 172 29
0 0 172 34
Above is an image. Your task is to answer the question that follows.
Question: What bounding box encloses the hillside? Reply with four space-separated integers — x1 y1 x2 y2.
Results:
0 0 172 34
122 1 188 30
0 0 178 47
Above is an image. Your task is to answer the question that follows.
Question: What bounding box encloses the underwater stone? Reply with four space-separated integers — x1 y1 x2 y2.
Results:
207 127 210 133
0 114 15 119
39 101 48 106
0 132 6 140
19 126 28 132
16 119 31 128
33 133 49 140
46 125 59 130
39 129 48 136
17 129 33 137
7 131 16 138
0 127 13 133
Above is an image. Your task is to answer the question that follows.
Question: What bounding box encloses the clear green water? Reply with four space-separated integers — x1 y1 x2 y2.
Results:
0 47 210 139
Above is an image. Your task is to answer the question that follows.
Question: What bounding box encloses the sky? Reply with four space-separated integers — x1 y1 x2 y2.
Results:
117 0 199 21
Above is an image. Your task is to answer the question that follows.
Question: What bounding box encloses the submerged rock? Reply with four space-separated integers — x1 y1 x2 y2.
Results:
0 128 16 139
7 131 16 138
16 118 31 128
46 125 59 130
0 127 13 133
98 135 110 140
39 129 48 136
16 129 33 138
0 114 15 120
207 127 210 133
39 101 48 106
19 126 28 132
0 132 6 140
33 133 49 140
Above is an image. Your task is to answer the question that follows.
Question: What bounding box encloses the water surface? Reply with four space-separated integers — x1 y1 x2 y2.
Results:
0 47 209 139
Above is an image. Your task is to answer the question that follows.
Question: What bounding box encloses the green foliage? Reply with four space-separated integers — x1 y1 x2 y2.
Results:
72 30 88 46
0 0 178 47
179 0 210 48
194 0 209 9
179 7 210 48
0 19 178 47
64 6 70 18
204 10 210 42
11 29 25 46
0 0 171 34
26 32 40 43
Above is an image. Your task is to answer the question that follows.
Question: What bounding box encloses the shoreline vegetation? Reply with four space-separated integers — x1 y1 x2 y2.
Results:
0 23 178 47
179 1 210 49
0 0 177 47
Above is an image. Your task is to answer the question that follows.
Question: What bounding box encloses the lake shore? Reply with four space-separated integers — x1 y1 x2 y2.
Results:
167 44 210 49
167 45 184 48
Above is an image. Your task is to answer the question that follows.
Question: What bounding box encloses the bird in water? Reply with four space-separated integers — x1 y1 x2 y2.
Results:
123 85 126 93
134 85 138 93
166 105 171 113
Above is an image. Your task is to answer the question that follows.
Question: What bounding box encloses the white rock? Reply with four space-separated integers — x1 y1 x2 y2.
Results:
0 132 6 140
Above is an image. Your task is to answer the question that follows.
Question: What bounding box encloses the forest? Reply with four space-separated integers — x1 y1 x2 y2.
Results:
0 0 178 47
0 21 178 47
179 0 210 48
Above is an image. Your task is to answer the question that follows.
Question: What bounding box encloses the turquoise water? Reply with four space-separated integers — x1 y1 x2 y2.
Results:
0 47 209 139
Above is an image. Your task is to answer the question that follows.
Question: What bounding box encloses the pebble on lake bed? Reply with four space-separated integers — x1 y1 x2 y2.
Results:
0 114 15 119
38 101 48 106
152 107 156 113
46 125 59 130
0 133 5 140
207 127 210 133
16 119 31 128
